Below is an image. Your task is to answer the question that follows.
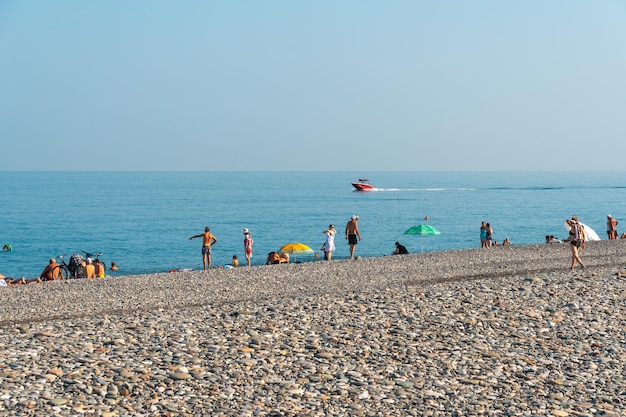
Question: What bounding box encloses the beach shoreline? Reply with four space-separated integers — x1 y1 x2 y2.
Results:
2 241 625 325
1 241 625 415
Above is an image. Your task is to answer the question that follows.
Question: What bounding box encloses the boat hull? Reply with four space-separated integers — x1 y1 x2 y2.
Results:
352 183 374 191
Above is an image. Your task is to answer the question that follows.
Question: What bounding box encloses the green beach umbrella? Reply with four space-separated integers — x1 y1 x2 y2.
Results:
404 225 441 236
404 224 441 252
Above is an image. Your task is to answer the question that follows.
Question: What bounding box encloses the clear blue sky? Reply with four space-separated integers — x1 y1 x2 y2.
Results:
1 1 625 171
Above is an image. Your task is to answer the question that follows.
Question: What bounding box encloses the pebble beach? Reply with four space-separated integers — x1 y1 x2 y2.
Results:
1 241 626 416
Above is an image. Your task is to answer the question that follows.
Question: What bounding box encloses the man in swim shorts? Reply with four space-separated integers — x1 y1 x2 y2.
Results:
189 226 218 270
607 215 618 240
345 215 362 260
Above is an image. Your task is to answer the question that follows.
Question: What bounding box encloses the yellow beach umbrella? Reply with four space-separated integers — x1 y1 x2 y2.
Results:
278 243 314 262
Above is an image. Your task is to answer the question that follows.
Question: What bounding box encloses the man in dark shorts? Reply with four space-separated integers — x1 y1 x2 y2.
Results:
607 215 618 240
189 226 218 270
345 215 362 260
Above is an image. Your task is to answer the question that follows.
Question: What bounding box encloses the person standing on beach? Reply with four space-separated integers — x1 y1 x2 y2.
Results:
566 217 585 271
323 224 336 261
480 221 488 248
345 215 362 260
189 226 218 270
243 228 253 267
607 215 618 240
486 223 493 248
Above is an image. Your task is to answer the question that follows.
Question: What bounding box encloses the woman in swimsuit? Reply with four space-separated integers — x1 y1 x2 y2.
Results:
480 222 488 248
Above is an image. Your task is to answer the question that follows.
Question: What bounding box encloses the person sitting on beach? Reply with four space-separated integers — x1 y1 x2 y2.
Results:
232 255 239 267
40 258 60 281
266 252 281 265
545 235 560 244
622 233 626 239
502 237 511 246
85 258 96 279
393 241 409 255
279 252 290 263
94 259 105 278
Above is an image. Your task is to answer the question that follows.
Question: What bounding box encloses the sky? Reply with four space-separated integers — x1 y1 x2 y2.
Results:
1 1 625 171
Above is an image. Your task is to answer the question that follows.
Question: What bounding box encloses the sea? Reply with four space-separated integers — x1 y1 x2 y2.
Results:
0 171 624 278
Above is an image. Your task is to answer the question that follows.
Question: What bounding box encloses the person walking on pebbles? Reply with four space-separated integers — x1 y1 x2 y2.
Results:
345 215 362 260
189 226 218 270
243 228 253 267
566 216 585 271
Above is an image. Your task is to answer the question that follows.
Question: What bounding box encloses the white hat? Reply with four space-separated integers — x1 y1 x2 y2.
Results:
242 228 249 234
351 215 359 220
87 258 92 264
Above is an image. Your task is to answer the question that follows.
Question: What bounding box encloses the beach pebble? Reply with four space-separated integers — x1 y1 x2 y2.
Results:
0 241 625 415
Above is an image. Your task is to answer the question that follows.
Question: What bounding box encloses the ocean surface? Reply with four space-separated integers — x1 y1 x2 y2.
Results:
0 171 624 278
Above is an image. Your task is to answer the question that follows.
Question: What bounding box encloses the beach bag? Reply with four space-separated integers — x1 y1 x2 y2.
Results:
69 253 84 274
579 224 586 242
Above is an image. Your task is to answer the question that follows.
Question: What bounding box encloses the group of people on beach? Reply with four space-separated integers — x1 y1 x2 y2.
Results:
2 212 622 285
188 215 364 270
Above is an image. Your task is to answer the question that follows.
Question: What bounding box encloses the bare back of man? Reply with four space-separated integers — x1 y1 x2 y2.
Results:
345 215 362 260
190 227 218 270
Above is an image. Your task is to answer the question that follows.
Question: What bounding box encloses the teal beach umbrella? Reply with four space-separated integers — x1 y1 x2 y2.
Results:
404 224 441 252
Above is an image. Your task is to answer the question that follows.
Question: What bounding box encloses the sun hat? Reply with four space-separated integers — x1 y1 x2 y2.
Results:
242 228 249 234
351 215 359 220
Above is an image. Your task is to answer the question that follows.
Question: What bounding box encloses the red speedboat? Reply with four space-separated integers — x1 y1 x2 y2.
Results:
351 178 374 191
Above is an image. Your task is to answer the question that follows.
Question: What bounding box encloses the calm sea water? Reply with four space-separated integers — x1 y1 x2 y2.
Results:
0 171 624 278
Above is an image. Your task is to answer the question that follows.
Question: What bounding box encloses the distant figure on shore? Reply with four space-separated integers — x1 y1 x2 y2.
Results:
232 255 239 267
85 258 96 279
502 237 511 246
266 252 281 265
486 223 493 247
2 244 11 251
323 224 336 261
1 274 41 286
480 221 488 248
40 257 60 281
345 215 362 260
189 226 218 270
622 233 626 239
393 241 409 255
566 217 585 271
243 228 253 267
94 259 105 278
279 252 290 263
545 235 561 244
110 262 119 271
607 215 618 240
